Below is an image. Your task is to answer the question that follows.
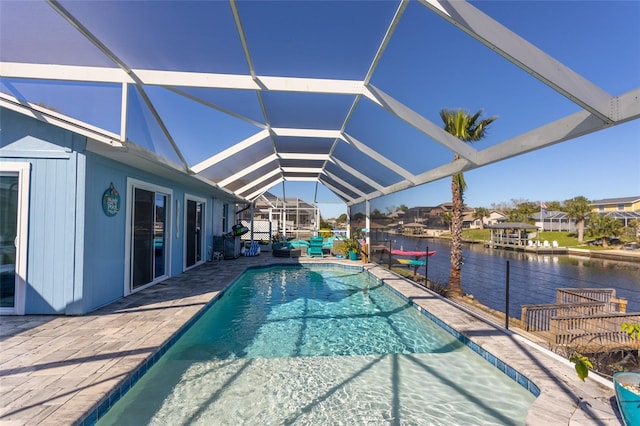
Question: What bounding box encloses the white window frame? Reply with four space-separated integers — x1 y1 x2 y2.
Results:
183 193 207 271
124 178 172 296
0 162 30 315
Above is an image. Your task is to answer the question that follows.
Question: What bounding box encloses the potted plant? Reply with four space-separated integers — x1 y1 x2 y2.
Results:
339 239 360 260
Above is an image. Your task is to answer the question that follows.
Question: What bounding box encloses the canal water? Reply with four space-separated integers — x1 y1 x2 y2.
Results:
371 234 640 317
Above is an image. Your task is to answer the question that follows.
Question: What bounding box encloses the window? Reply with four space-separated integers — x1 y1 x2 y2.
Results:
222 203 229 234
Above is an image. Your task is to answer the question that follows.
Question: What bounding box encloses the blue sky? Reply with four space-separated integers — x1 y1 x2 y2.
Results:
1 1 638 220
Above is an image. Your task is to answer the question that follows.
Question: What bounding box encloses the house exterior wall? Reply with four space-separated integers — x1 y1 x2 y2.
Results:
82 153 224 313
1 108 85 314
1 108 238 315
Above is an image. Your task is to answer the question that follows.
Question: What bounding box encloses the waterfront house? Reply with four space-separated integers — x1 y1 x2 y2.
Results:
591 196 640 228
533 210 577 232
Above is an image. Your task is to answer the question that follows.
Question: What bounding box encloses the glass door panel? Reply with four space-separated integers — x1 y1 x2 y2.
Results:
0 175 18 308
154 194 166 278
185 199 204 268
132 188 153 289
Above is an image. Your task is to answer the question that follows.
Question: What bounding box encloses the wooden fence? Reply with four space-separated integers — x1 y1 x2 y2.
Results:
557 288 627 311
521 302 611 332
520 288 634 351
550 312 640 350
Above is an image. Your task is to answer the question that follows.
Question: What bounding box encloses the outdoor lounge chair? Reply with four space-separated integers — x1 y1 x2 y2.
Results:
242 240 260 256
308 236 324 258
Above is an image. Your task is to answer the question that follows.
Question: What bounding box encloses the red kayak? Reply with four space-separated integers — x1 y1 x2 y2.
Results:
387 249 436 257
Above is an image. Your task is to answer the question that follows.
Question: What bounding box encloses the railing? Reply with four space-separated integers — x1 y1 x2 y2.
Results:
550 313 640 349
557 288 627 312
521 302 611 332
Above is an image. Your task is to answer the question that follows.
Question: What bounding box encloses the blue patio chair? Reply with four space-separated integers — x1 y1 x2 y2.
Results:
307 236 324 258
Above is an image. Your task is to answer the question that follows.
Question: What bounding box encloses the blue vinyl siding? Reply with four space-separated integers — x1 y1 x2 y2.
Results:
83 154 129 312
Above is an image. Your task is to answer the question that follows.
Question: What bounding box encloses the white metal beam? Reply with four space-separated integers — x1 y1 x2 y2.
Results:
0 62 131 83
279 153 331 161
271 128 343 138
284 177 318 182
282 167 324 174
0 62 369 96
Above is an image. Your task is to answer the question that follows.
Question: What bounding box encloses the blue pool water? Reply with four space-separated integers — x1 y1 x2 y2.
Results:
97 265 536 425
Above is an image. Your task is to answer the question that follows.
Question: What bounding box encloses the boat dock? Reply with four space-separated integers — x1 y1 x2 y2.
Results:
485 222 569 254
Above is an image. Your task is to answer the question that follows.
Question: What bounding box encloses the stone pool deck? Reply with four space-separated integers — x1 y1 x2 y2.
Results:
0 255 621 425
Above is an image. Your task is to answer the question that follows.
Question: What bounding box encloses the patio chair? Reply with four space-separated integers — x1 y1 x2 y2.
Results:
242 240 260 257
308 236 324 258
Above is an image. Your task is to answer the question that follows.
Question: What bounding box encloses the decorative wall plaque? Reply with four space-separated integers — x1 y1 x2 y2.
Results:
102 182 120 217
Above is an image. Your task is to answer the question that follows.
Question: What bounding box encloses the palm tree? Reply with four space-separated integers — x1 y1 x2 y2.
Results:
440 109 497 297
565 196 591 243
473 207 490 229
587 214 622 247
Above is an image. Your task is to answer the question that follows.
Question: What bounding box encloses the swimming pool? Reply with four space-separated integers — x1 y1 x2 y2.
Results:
96 264 536 425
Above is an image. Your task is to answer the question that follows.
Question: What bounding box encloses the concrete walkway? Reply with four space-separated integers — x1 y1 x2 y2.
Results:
0 255 622 425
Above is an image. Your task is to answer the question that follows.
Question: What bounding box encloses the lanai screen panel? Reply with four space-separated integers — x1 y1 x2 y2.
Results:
236 1 398 80
332 141 406 188
197 136 275 183
0 78 122 134
323 162 378 196
58 1 248 74
345 100 455 175
0 1 115 66
224 161 280 194
273 136 335 155
262 92 354 130
162 87 266 132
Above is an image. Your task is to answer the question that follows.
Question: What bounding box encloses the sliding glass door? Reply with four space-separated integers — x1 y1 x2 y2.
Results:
128 180 171 293
185 196 205 269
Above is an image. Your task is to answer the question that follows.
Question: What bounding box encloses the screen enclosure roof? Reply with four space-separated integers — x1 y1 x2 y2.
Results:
1 0 639 207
